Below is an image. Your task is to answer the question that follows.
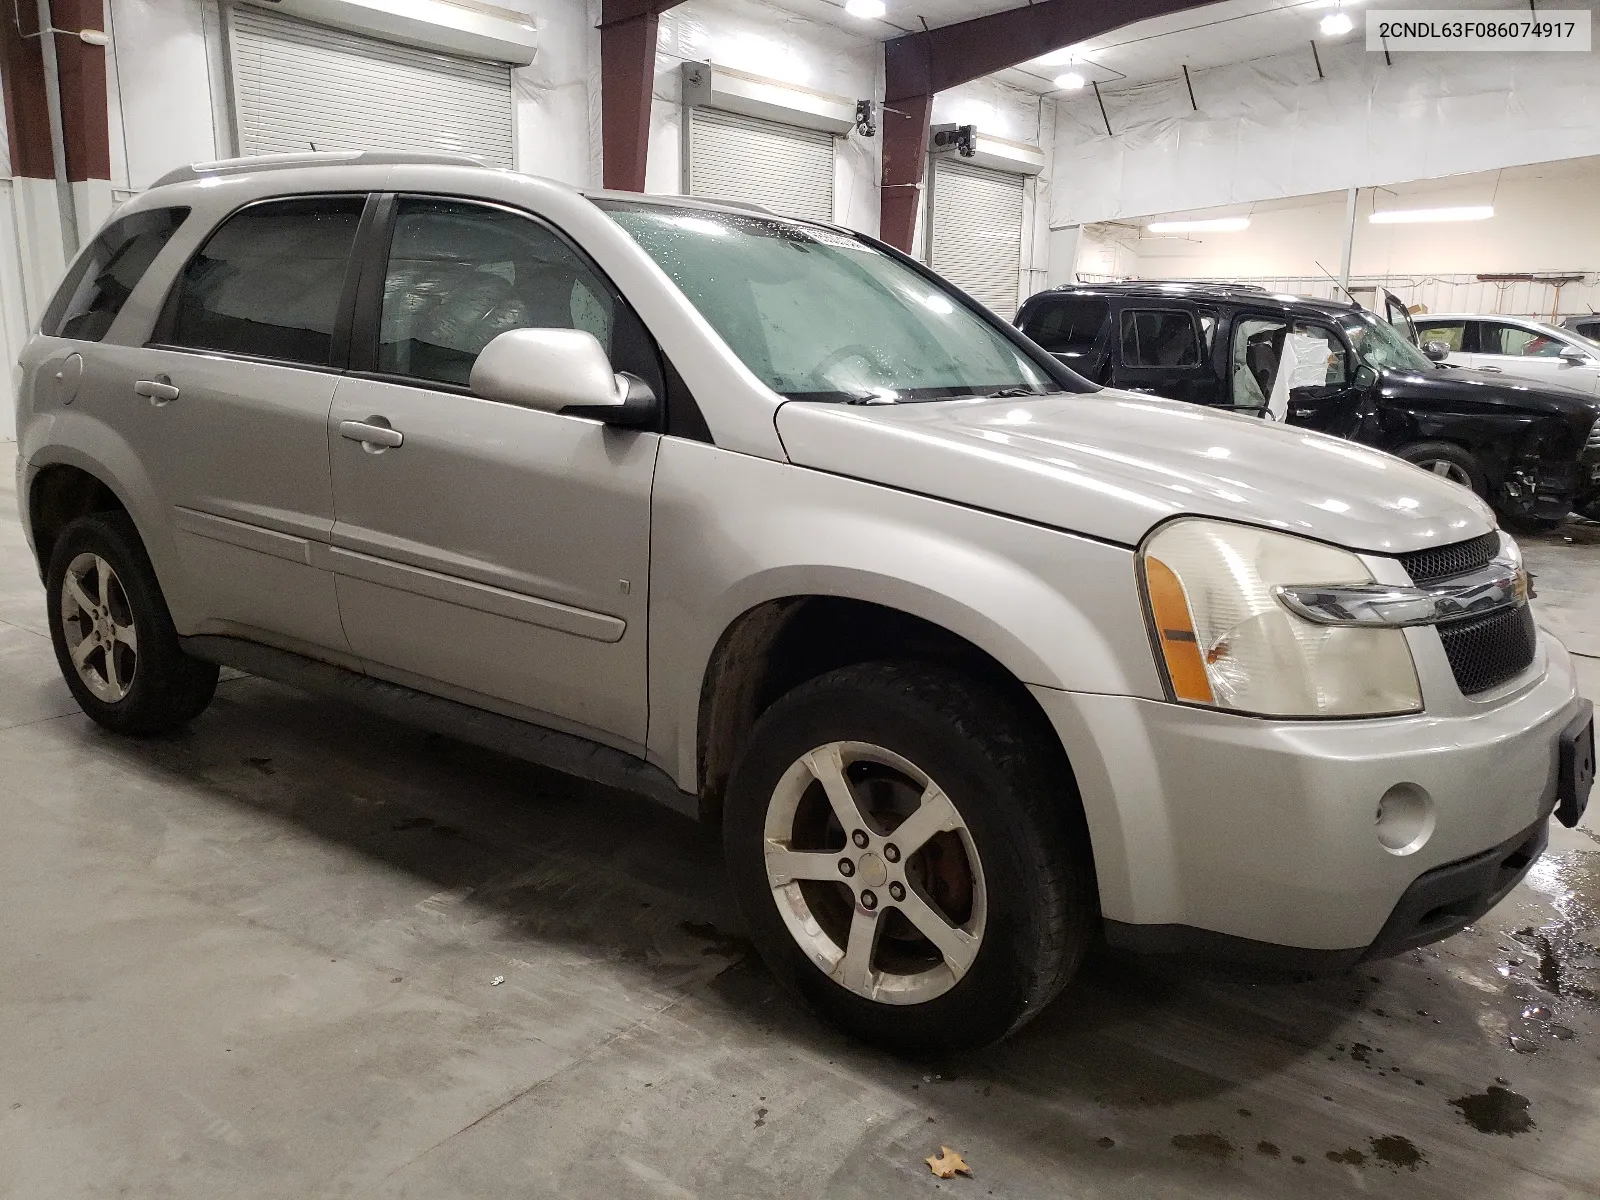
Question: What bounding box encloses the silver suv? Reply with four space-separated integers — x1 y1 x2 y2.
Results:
14 153 1595 1050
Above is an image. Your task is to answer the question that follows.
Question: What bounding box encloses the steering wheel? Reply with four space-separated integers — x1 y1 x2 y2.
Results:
810 343 894 390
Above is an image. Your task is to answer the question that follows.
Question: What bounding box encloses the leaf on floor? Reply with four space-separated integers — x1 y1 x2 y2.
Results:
926 1146 971 1179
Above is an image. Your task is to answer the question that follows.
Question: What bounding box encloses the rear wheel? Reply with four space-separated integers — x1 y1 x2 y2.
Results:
46 511 218 735
723 661 1095 1052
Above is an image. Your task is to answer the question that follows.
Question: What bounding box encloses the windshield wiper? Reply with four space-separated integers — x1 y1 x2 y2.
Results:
984 386 1048 399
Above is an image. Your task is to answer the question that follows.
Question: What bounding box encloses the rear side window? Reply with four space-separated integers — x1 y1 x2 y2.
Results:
42 207 189 341
1121 309 1200 366
161 195 365 367
1022 298 1109 355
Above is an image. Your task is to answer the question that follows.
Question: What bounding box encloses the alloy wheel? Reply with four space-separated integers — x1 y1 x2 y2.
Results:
762 740 987 1005
60 552 138 703
1418 458 1473 488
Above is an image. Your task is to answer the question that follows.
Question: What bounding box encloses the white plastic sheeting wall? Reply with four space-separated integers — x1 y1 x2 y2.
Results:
1050 38 1600 227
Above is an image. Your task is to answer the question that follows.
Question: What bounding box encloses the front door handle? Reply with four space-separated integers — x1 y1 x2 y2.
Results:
1478 365 1503 373
134 378 179 405
339 419 404 450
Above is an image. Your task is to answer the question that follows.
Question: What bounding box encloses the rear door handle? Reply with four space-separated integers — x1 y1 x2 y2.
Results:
339 419 404 449
134 378 179 404
1479 365 1503 373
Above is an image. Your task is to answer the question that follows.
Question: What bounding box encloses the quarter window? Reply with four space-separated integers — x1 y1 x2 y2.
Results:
163 195 365 367
377 197 648 391
1120 309 1201 367
43 207 189 341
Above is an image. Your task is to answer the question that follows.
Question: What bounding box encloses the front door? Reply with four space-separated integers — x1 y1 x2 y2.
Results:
326 195 661 748
113 193 369 655
1228 314 1363 436
1383 290 1418 345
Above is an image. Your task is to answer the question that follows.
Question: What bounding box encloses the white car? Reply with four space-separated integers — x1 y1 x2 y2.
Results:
1416 313 1600 396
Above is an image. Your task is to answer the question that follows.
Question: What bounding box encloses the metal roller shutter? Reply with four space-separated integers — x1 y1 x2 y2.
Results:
686 108 835 223
228 6 514 168
929 159 1026 315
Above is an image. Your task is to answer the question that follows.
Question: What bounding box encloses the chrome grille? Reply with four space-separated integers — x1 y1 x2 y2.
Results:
1399 532 1500 586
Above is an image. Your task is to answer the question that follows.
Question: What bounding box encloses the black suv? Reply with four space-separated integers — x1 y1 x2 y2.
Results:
1017 282 1600 530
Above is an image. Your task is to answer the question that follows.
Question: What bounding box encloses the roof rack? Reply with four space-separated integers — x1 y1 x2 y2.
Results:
152 150 489 189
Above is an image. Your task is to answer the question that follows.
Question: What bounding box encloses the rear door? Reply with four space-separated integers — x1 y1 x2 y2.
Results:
1472 320 1570 385
1110 306 1221 405
1016 295 1111 380
117 194 369 655
325 195 661 748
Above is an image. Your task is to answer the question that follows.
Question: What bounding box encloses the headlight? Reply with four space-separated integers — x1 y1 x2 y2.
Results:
1140 519 1422 717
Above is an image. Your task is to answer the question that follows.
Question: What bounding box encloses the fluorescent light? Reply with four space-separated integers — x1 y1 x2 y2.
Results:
1034 48 1077 66
1369 206 1494 224
1054 71 1086 90
1320 10 1353 34
844 0 886 16
1146 217 1251 233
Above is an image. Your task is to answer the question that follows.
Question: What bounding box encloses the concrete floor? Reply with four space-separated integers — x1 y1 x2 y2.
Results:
4 443 1600 1199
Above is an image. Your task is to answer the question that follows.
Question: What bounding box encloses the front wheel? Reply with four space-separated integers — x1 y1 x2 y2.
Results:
1396 441 1488 498
723 662 1095 1052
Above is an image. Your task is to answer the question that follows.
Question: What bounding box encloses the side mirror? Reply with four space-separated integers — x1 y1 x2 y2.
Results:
1353 364 1379 389
469 328 658 427
1559 345 1591 365
1422 341 1450 362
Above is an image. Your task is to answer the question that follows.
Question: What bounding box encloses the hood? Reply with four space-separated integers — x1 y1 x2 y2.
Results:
775 390 1498 554
1390 365 1600 417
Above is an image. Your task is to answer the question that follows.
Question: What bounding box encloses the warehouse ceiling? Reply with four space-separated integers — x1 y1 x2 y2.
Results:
761 0 1543 94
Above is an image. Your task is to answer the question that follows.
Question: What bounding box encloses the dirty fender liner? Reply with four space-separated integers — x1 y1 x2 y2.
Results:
181 635 700 821
1103 801 1555 978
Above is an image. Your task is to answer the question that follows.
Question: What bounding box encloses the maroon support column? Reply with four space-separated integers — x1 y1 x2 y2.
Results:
876 0 1215 252
51 0 111 193
598 0 686 192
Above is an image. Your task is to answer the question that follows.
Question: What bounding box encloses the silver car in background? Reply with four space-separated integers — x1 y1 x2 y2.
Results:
13 153 1595 1050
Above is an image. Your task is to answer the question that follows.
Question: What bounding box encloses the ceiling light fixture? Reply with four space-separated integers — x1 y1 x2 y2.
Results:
844 0 886 17
1055 71 1086 90
1320 9 1353 34
1146 217 1251 233
1369 205 1494 224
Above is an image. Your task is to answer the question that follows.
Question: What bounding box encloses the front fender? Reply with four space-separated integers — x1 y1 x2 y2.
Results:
646 439 1163 791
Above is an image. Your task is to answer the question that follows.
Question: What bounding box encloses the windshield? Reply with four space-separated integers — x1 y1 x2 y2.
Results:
1342 313 1434 373
598 201 1076 403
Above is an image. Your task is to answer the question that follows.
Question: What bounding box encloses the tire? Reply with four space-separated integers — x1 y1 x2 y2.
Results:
723 661 1096 1053
45 511 218 735
1500 511 1564 535
1396 441 1488 499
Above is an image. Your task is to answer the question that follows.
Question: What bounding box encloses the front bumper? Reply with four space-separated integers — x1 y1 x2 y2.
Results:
1031 630 1584 968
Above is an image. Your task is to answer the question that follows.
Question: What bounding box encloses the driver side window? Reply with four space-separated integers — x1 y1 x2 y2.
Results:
377 197 656 392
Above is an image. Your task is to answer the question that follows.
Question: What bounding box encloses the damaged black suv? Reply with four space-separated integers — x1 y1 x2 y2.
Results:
1017 282 1600 531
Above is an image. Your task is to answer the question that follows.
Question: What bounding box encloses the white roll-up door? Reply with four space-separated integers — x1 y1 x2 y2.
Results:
929 159 1026 315
686 108 835 223
228 5 514 167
